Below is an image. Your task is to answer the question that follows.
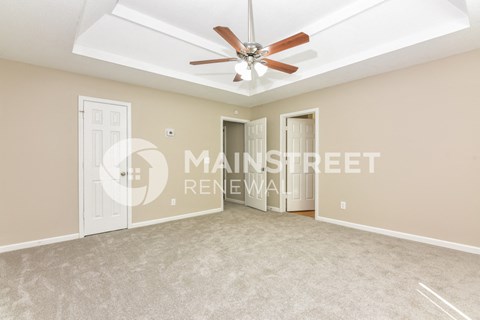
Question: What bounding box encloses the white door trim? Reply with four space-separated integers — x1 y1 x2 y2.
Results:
220 116 250 211
78 96 133 238
280 108 320 218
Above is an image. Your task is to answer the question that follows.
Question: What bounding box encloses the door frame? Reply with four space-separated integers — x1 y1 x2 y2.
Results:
220 116 250 211
279 108 320 219
223 125 227 201
78 96 133 238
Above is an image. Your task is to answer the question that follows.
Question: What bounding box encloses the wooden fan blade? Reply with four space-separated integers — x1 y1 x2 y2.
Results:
263 58 298 74
190 58 237 65
214 26 247 53
233 74 243 82
262 32 309 56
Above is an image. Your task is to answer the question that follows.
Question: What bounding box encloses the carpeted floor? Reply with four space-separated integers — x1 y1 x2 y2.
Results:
1 204 479 320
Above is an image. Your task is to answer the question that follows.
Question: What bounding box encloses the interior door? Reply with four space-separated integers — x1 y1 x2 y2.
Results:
83 100 128 235
244 118 267 212
287 118 315 211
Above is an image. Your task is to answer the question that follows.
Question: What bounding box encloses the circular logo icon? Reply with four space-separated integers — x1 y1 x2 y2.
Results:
100 138 168 206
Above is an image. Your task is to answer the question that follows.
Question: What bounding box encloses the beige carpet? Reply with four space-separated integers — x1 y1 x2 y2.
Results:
1 204 479 319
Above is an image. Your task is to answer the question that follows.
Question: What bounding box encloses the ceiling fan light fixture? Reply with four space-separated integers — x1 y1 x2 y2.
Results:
241 69 252 81
235 60 249 76
254 61 268 77
235 60 252 81
189 0 309 83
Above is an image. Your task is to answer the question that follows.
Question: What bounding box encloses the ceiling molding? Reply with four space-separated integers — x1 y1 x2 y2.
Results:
253 21 471 95
447 0 469 14
75 0 117 41
302 0 388 36
72 41 249 95
112 3 232 58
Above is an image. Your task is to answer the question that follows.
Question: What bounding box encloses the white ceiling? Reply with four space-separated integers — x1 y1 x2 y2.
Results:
1 0 480 107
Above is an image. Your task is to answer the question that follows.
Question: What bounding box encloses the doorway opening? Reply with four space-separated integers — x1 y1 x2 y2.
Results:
220 117 249 210
280 109 319 219
220 116 267 212
223 120 246 206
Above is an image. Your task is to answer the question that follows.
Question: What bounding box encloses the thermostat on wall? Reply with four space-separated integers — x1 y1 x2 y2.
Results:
165 128 175 137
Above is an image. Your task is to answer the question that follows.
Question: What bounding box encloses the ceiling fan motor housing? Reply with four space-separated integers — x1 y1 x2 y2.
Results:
243 42 263 55
238 42 266 67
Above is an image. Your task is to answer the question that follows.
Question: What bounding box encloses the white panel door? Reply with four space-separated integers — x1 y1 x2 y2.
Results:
83 101 128 235
287 118 315 212
244 118 267 212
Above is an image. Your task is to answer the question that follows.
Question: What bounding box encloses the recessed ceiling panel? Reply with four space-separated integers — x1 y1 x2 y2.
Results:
75 14 248 94
250 0 469 93
73 0 470 97
0 0 477 107
118 0 361 46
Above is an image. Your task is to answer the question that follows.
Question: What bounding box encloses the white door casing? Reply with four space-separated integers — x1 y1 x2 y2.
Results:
244 118 267 212
223 125 227 200
287 118 315 211
82 99 129 235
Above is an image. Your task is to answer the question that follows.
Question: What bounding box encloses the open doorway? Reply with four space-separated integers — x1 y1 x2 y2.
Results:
220 117 249 211
223 120 246 206
220 116 268 212
280 109 319 219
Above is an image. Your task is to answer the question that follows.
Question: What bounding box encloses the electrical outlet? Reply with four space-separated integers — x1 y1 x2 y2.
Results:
340 201 347 210
171 198 176 206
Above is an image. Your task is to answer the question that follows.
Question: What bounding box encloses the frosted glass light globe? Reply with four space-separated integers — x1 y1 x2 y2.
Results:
241 69 252 81
254 62 268 77
235 61 248 76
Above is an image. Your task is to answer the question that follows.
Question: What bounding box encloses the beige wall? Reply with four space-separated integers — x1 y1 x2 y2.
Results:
224 121 245 202
0 59 252 246
2 49 480 248
252 49 480 247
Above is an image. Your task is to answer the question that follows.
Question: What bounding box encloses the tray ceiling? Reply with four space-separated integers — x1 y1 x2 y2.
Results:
0 0 479 106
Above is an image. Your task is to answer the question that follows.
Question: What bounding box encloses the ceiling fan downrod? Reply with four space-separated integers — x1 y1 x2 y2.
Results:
248 0 255 43
243 0 263 60
189 0 309 82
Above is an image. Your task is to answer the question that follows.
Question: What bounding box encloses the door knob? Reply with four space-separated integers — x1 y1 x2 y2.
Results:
120 172 126 177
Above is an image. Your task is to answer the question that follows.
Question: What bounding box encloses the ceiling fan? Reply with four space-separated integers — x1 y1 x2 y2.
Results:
189 0 309 82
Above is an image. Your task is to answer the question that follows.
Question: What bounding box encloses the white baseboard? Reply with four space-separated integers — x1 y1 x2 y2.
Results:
0 208 223 254
0 233 80 254
316 216 480 255
268 206 282 213
225 198 245 205
131 207 223 229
